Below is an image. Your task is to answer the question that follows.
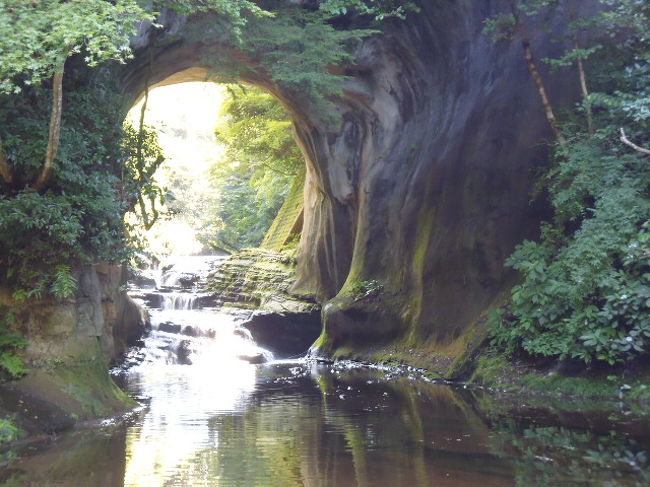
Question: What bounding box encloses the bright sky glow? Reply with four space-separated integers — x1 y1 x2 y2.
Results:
126 82 226 257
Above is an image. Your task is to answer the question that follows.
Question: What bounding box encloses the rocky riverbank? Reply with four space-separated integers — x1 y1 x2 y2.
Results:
0 263 146 442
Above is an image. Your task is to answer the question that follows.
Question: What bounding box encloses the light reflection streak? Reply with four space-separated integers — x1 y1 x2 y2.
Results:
123 310 259 486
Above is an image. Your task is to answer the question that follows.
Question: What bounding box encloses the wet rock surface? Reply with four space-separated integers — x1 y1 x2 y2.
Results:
241 310 322 357
201 249 322 356
0 264 144 438
123 255 278 369
203 249 312 311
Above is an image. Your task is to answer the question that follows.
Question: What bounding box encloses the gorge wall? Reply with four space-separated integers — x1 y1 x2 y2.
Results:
0 264 144 434
121 0 582 375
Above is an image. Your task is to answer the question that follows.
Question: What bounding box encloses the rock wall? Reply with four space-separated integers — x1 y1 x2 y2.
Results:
261 169 305 252
295 1 580 372
121 0 585 374
0 263 145 434
1 263 146 367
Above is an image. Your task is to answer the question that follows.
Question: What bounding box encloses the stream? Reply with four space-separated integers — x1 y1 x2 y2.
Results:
1 256 649 486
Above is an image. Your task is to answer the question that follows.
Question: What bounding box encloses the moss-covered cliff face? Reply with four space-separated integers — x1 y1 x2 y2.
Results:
299 1 579 373
120 0 581 374
0 264 144 437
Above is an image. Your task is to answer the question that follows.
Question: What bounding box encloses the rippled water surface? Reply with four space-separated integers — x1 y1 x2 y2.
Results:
2 257 648 486
3 358 650 486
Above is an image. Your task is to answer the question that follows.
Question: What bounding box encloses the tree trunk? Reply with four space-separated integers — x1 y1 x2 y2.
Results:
0 135 13 184
32 65 65 191
522 39 567 146
574 39 593 134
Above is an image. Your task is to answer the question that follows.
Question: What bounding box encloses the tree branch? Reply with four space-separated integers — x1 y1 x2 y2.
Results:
0 135 14 184
574 38 593 135
620 128 650 156
569 9 593 135
522 39 567 146
32 65 65 191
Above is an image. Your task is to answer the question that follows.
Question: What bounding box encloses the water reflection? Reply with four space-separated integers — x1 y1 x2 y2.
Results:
6 258 649 485
0 426 127 487
121 362 514 487
2 361 649 487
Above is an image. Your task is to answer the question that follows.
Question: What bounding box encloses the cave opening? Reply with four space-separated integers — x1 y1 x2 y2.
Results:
124 79 305 263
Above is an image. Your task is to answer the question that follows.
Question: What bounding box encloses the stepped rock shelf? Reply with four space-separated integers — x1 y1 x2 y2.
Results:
203 249 321 356
129 250 321 357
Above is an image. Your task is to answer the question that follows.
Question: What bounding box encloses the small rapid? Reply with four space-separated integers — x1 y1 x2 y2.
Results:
127 255 273 368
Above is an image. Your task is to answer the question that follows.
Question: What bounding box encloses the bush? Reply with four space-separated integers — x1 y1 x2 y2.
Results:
490 137 649 364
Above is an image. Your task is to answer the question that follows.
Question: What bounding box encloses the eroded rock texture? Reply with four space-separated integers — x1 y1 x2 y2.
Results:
0 264 143 432
122 0 580 373
0 263 146 367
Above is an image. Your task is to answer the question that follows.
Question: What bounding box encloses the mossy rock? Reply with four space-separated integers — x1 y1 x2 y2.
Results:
0 360 136 438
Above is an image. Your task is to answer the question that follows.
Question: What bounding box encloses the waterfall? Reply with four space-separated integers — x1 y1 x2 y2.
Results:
128 254 273 367
161 293 198 311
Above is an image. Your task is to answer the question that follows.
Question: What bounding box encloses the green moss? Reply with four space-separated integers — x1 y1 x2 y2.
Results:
18 359 136 420
348 280 383 301
261 169 305 252
311 331 329 352
0 472 26 487
470 347 650 402
469 351 515 389
422 370 442 381
56 362 136 416
403 204 436 345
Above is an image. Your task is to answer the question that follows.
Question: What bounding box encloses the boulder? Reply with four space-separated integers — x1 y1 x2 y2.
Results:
158 322 182 334
241 310 321 357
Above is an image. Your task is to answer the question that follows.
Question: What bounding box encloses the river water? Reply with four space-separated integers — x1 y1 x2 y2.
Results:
1 256 649 486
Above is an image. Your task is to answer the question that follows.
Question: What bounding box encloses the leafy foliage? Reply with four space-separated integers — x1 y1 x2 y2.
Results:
0 417 22 443
159 0 266 16
230 8 374 109
0 0 415 376
491 144 650 363
350 280 383 300
199 2 418 114
215 86 301 175
490 423 650 485
319 0 419 21
0 311 27 380
207 86 302 250
0 71 163 298
120 123 167 232
0 0 413 281
0 0 150 94
488 0 650 365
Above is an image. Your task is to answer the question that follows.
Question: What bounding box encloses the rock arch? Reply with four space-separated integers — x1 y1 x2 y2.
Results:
120 1 578 373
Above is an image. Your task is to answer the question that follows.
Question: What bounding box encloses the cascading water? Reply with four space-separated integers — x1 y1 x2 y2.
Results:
160 293 198 311
128 255 273 367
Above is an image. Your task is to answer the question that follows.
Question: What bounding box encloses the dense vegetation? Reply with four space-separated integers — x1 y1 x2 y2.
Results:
154 85 301 252
208 86 302 250
3 0 646 380
487 0 650 365
0 0 414 295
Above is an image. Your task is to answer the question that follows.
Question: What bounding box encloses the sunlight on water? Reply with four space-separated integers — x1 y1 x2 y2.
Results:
2 256 648 487
123 361 256 486
123 255 269 486
124 312 261 486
